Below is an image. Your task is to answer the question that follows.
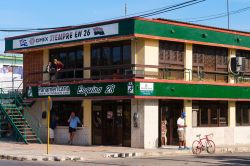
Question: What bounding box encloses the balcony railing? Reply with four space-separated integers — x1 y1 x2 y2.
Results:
23 64 250 85
25 64 188 84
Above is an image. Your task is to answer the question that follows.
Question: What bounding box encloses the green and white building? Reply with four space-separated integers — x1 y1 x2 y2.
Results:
3 17 250 148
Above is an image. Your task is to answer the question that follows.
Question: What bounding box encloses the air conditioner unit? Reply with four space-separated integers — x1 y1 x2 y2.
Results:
230 57 246 73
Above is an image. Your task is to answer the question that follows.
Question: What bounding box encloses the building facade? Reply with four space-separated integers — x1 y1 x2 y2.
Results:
4 17 250 148
0 55 23 90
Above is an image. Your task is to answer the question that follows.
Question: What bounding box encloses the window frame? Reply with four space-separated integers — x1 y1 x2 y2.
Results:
236 102 250 126
194 101 228 127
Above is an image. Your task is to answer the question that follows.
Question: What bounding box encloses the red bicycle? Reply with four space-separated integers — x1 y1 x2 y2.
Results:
192 133 215 154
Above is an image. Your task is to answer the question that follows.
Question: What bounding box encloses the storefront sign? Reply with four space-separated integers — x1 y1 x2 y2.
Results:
38 86 70 96
27 82 133 98
13 23 119 49
139 82 154 95
77 84 116 96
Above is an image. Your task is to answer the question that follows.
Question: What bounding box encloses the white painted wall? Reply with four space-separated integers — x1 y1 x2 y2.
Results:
131 99 159 149
186 127 250 147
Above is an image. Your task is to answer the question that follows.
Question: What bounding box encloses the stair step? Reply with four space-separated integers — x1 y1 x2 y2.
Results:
8 115 22 117
15 124 27 127
20 129 32 133
11 117 24 120
24 134 37 136
26 138 39 141
2 104 16 107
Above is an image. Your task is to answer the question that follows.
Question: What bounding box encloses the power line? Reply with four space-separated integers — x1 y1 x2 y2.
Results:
139 0 205 17
0 0 205 32
187 6 250 23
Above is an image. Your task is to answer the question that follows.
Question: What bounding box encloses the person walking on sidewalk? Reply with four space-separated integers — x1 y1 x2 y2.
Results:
177 112 189 150
68 112 82 145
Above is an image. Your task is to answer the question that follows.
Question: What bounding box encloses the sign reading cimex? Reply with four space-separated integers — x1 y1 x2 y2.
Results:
13 23 119 49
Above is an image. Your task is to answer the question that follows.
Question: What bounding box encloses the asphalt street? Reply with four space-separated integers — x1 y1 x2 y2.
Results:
1 152 250 166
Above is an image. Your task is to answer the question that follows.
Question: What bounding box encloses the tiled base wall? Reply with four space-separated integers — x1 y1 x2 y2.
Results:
186 127 250 147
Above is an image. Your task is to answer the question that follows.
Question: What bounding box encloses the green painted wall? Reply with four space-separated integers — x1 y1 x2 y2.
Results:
27 82 134 98
134 19 250 49
0 55 23 65
6 18 250 52
135 82 250 100
26 80 250 100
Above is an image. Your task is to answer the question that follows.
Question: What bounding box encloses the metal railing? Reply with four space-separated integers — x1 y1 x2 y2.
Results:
17 64 250 85
25 64 191 83
0 87 41 141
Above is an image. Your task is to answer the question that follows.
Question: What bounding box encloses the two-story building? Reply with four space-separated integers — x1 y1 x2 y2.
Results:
4 17 250 149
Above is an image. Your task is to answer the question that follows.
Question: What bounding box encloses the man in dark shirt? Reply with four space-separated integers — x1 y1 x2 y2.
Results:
50 114 57 144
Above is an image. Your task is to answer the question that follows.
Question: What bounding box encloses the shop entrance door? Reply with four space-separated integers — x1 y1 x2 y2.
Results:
92 100 131 147
159 100 183 146
104 104 123 145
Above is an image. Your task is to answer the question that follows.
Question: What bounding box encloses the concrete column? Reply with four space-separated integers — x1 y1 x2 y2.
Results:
184 43 193 81
184 100 193 147
228 101 236 127
84 44 91 79
184 100 192 127
131 99 159 149
83 99 92 145
228 48 236 83
144 39 159 78
43 49 49 81
131 38 159 78
131 38 145 74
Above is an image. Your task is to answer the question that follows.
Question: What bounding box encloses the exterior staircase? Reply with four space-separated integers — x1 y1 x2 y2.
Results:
0 88 42 144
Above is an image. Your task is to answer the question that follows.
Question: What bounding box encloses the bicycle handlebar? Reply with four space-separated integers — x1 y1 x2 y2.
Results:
196 133 213 138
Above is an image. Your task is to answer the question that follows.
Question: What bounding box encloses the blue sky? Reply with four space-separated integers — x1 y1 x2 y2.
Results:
1 0 250 54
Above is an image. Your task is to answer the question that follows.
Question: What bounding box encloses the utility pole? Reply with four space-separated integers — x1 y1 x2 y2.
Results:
227 0 230 29
125 3 127 16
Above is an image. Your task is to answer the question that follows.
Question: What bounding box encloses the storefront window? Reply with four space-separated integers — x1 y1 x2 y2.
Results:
51 101 83 126
236 102 250 126
91 41 131 79
159 41 184 80
193 101 228 127
49 46 83 79
192 45 228 82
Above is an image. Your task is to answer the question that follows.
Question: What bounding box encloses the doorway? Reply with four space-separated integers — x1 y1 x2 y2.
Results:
159 100 183 146
92 100 131 147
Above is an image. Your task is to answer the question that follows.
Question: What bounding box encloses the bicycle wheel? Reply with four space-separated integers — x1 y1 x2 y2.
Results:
206 140 215 154
192 140 202 155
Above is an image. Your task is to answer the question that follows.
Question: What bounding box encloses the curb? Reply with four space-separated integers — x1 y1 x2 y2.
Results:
0 154 85 162
105 152 140 158
104 146 250 158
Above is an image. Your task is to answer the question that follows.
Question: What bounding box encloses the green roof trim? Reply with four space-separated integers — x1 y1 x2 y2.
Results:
134 19 250 49
5 17 250 52
0 55 23 61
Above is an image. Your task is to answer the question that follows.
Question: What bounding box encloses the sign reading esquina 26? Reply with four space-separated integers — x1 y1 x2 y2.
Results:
27 82 134 98
13 23 119 49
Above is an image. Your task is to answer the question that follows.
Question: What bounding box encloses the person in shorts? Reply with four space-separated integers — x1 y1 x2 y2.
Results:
177 112 188 150
50 114 57 144
68 112 82 145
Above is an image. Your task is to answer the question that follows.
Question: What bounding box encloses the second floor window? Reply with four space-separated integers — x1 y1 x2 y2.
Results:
50 46 83 79
159 40 184 80
193 45 228 82
91 41 131 79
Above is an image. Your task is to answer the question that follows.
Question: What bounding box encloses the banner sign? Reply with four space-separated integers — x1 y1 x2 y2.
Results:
139 82 154 95
27 82 134 98
13 23 119 49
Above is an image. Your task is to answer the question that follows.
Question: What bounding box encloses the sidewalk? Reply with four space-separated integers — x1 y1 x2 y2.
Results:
1 141 250 162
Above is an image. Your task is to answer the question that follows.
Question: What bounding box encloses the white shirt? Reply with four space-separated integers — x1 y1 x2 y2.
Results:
177 117 185 131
